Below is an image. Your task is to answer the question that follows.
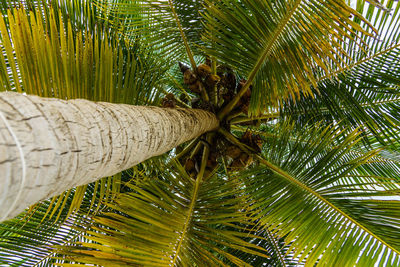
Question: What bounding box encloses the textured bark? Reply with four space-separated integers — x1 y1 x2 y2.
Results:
0 92 219 222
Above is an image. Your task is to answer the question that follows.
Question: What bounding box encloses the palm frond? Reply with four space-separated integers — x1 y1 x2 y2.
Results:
281 44 400 147
230 227 301 267
202 0 375 116
241 121 400 266
277 0 400 146
282 1 400 143
93 0 207 64
233 122 400 185
0 205 92 266
54 162 269 266
340 0 400 67
315 0 400 82
0 172 122 266
0 2 167 104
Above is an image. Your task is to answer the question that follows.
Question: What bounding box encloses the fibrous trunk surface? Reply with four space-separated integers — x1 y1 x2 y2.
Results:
0 92 219 222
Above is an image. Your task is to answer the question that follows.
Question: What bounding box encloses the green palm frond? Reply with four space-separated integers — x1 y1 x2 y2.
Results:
281 45 400 147
94 0 207 65
339 0 400 67
296 1 400 86
279 0 400 147
242 122 400 266
0 206 92 266
0 0 99 32
54 162 269 266
202 0 375 116
233 121 400 185
0 173 122 266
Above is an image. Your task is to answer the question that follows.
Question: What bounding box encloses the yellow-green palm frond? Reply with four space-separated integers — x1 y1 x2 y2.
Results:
0 157 169 266
0 1 168 104
54 162 270 266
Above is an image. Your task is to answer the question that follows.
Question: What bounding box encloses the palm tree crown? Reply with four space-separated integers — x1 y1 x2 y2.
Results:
1 0 400 266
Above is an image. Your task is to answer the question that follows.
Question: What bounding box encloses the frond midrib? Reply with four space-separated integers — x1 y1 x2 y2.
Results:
218 0 303 119
265 229 287 267
293 96 400 115
167 0 196 71
232 95 400 125
33 223 88 267
317 42 400 83
233 126 400 168
171 175 201 265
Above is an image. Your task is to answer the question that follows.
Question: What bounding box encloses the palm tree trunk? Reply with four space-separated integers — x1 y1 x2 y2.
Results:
0 91 219 222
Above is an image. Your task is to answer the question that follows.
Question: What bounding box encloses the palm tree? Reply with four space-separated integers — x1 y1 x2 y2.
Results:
1 0 400 266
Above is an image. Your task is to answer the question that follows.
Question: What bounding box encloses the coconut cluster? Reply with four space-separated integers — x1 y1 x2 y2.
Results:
163 60 262 178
